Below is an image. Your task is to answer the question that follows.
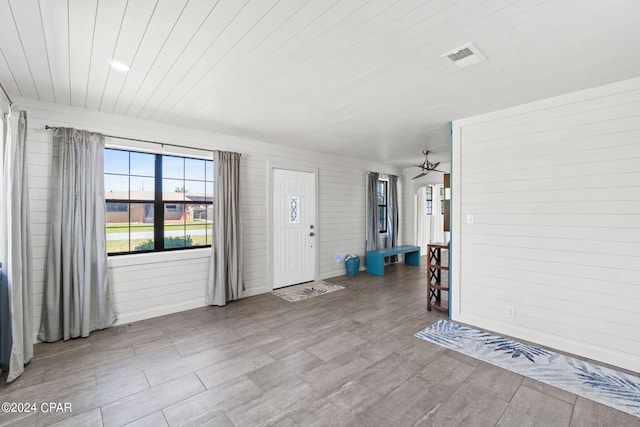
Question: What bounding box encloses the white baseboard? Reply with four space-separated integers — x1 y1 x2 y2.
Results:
320 265 364 280
453 313 640 373
240 284 271 298
320 270 345 280
114 299 206 326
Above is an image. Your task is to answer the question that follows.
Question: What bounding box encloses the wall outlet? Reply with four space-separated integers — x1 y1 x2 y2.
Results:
336 253 342 264
505 305 516 318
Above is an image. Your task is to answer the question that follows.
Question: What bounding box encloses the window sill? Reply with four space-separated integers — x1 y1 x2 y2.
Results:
108 247 211 268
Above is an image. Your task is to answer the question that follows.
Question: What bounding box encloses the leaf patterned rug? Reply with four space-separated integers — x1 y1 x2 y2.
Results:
271 281 345 302
416 320 640 417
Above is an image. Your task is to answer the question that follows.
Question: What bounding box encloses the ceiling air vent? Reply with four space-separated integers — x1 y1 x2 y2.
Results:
441 43 486 69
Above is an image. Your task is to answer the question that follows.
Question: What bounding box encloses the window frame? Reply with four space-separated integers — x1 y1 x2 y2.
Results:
425 186 433 215
425 186 445 215
105 148 213 256
377 179 388 234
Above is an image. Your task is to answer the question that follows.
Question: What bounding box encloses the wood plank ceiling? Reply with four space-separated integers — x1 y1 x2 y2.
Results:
1 0 639 167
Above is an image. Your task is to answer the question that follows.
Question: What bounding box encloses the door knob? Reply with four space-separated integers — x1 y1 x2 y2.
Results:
309 232 315 236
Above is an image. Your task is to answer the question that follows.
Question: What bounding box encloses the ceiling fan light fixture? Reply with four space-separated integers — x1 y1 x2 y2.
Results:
412 150 446 179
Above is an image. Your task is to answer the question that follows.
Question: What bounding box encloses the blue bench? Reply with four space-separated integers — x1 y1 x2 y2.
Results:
366 245 421 276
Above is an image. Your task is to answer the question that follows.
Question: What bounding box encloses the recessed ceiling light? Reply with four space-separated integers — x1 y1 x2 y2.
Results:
109 60 130 72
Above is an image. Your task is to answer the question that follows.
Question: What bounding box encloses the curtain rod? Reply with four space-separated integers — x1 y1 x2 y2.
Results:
44 125 237 155
0 81 14 107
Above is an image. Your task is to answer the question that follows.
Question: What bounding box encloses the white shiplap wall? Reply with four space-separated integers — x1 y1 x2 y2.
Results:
451 77 640 373
18 97 400 338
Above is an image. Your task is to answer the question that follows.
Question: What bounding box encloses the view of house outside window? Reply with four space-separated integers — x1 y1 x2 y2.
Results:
104 148 213 255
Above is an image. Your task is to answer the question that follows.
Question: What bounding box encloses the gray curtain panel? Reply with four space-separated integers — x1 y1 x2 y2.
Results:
0 109 33 383
366 172 380 253
386 175 399 262
207 150 243 306
39 128 116 342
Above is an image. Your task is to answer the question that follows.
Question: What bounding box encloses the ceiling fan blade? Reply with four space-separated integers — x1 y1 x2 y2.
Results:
433 169 447 173
431 161 440 170
412 172 428 179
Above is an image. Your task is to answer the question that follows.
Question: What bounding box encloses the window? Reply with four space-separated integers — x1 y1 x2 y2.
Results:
425 186 445 215
104 148 213 255
106 203 128 212
165 204 184 212
377 180 387 233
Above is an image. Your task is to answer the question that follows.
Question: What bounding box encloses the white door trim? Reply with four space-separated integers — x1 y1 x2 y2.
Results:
267 163 319 290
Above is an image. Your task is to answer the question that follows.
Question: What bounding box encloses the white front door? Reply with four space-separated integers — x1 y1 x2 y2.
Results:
272 169 316 289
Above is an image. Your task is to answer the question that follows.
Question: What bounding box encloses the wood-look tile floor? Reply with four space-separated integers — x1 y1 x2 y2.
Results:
1 262 638 426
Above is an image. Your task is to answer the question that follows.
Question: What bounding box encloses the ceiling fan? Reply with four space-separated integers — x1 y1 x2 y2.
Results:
412 150 446 179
